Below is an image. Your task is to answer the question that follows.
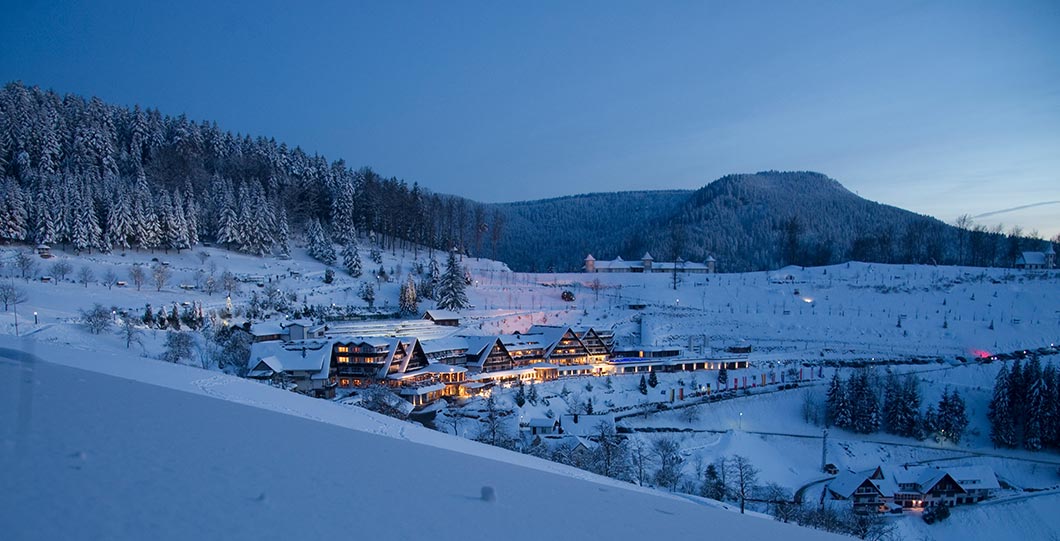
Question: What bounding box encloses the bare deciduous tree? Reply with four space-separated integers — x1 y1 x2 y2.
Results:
14 251 36 280
152 264 172 292
0 283 28 311
129 265 146 291
50 260 73 281
77 265 94 287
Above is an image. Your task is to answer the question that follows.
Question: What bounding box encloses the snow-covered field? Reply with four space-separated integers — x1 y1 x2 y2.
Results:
1 242 1059 540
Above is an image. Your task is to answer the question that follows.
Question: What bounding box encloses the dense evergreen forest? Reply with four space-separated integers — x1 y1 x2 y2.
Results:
2 82 1053 272
0 81 491 258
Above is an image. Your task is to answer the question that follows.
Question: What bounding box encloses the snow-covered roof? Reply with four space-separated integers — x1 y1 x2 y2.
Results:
584 254 595 261
248 321 286 337
948 466 1000 491
527 418 557 428
1018 251 1047 265
559 414 615 436
247 339 333 380
642 252 653 261
420 336 469 355
828 470 876 499
499 333 546 352
705 255 716 262
247 355 284 378
396 383 446 396
423 309 460 321
1046 244 1056 255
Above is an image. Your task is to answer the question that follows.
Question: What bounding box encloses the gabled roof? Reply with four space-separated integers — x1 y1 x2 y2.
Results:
828 470 879 499
247 339 333 380
642 252 653 261
1017 251 1047 265
948 466 1000 491
527 418 557 429
559 414 615 436
584 254 595 261
423 309 460 321
247 355 284 378
419 336 469 355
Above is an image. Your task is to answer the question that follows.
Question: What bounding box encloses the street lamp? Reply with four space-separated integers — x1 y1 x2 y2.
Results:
739 411 743 430
33 311 38 325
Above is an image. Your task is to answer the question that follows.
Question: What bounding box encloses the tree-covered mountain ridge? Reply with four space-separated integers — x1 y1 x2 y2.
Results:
1 82 1048 273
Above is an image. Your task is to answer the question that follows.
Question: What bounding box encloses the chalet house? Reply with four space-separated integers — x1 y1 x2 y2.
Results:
827 467 894 514
826 465 993 513
1015 246 1055 270
246 339 337 398
423 309 461 327
526 418 559 435
584 253 716 274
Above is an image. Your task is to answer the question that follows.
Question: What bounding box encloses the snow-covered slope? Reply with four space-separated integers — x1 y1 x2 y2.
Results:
0 336 845 541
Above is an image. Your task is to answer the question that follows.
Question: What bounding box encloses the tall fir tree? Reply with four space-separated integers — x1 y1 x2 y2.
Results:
274 206 290 256
436 250 469 311
399 274 418 315
825 372 851 429
342 242 362 276
988 363 1018 448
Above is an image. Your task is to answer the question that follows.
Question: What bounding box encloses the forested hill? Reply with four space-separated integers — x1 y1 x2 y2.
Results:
0 81 482 258
0 82 1047 272
489 171 1047 272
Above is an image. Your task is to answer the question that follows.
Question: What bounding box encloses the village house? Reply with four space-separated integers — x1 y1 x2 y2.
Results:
246 338 337 398
1015 245 1056 270
825 465 997 514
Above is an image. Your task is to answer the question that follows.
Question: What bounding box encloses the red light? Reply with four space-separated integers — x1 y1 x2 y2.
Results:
972 349 991 359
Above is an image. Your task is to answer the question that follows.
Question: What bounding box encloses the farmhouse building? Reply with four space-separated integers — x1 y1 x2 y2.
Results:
825 465 997 514
1015 246 1055 270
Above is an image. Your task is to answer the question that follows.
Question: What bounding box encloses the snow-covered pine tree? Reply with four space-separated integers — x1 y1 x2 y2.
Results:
155 190 174 252
882 370 901 434
184 190 199 248
342 242 362 276
70 181 102 253
316 224 336 265
988 363 1018 447
1024 373 1046 451
825 372 850 429
215 182 239 250
358 281 375 309
436 249 469 311
274 206 290 257
897 374 922 438
1042 363 1058 448
0 177 28 241
847 369 880 434
169 189 190 252
399 274 418 315
34 182 56 244
106 186 134 252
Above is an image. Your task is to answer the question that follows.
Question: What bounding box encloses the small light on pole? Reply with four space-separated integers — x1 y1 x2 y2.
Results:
739 411 743 430
34 311 38 325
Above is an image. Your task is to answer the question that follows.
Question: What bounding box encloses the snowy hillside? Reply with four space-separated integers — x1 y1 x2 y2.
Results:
0 336 847 541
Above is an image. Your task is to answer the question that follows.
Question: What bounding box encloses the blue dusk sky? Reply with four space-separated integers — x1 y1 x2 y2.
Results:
1 1 1057 237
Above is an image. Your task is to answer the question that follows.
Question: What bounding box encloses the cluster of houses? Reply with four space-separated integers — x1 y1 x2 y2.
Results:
241 310 749 407
584 253 716 274
825 464 1000 514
